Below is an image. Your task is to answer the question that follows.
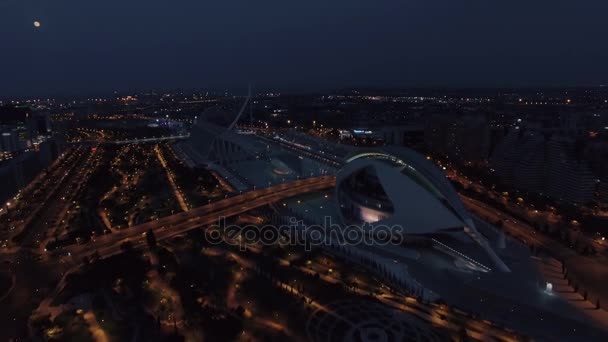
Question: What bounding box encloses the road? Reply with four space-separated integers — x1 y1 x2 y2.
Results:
0 176 334 341
155 145 190 212
4 146 88 247
29 147 103 249
61 176 336 260
461 194 608 311
5 150 604 341
219 247 520 342
74 134 190 145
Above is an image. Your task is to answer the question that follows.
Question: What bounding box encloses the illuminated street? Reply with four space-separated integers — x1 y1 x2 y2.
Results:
3 6 608 339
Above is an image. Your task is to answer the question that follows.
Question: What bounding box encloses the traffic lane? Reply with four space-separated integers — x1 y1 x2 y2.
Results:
66 179 335 258
462 195 608 312
463 196 577 255
122 176 334 231
47 177 335 257
85 182 335 255
461 195 606 254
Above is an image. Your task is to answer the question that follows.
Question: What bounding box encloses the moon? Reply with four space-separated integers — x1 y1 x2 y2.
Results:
33 21 41 28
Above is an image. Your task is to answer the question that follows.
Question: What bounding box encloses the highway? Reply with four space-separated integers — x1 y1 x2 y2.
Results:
4 146 89 247
73 134 190 145
461 194 608 311
5 143 602 341
25 147 102 248
62 176 336 259
1 175 335 339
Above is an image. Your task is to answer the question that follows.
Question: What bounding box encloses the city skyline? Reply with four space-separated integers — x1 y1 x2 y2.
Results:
2 1 608 341
1 89 608 341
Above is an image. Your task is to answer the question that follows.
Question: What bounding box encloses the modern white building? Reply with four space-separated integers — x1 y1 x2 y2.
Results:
335 147 510 273
175 102 334 190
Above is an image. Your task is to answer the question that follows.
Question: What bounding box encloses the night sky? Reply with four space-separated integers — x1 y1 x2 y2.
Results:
1 0 607 96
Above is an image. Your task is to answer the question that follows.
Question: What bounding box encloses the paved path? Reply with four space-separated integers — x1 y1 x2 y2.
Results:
462 194 608 310
535 257 608 328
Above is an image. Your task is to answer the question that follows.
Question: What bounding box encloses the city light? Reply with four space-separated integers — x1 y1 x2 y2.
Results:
1 28 607 341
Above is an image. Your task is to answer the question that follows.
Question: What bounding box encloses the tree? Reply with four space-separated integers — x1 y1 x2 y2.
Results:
91 250 101 262
120 240 134 254
146 229 157 249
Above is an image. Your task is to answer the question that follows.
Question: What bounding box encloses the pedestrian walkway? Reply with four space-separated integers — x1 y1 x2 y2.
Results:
536 257 608 330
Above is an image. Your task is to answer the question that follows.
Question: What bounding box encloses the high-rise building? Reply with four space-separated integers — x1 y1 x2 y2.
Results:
380 124 425 150
1 131 20 153
492 130 546 193
28 109 53 137
597 179 608 208
492 131 596 204
545 136 596 204
424 114 490 162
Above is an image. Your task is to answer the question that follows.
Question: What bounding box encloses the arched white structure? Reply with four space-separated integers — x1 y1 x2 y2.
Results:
337 147 511 272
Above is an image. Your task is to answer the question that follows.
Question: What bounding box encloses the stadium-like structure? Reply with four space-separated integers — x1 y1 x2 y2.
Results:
336 147 510 272
171 99 608 339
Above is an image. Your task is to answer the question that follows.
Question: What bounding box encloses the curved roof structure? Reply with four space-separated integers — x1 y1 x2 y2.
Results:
337 158 466 233
337 146 510 272
188 103 242 160
343 146 471 224
185 97 262 166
